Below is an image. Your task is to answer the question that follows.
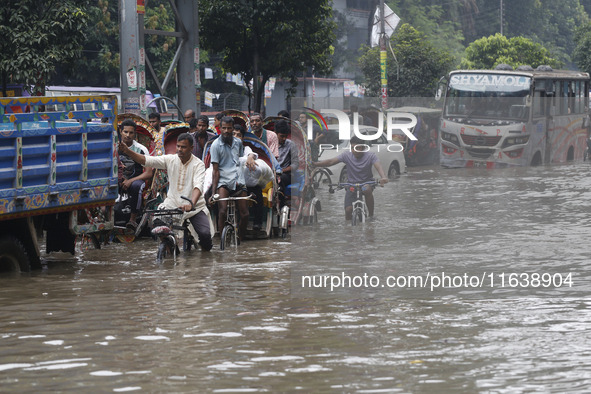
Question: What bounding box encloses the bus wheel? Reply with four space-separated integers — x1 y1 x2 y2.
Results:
567 146 574 161
0 236 30 272
531 152 542 166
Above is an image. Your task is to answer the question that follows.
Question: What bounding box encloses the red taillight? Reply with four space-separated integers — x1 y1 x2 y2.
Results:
442 143 457 155
349 187 355 192
503 148 524 159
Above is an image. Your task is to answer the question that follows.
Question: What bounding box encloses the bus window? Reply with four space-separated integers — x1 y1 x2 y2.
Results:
553 81 561 115
533 91 544 117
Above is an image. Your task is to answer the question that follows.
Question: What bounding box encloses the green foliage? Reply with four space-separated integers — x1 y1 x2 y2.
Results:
0 0 90 94
573 21 591 73
73 0 119 87
461 34 563 70
199 0 336 112
502 0 588 67
387 0 466 61
357 24 454 97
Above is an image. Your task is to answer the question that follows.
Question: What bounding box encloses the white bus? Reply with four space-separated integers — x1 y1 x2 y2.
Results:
437 65 590 168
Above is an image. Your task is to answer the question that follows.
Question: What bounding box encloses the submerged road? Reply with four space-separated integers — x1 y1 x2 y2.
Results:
1 162 591 393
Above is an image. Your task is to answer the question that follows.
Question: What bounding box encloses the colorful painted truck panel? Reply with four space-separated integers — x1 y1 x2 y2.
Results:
0 95 118 271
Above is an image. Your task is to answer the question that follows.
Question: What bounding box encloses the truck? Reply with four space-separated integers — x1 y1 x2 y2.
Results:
0 95 118 271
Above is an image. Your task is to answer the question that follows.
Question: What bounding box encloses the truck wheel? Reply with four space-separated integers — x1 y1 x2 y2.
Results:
0 236 30 272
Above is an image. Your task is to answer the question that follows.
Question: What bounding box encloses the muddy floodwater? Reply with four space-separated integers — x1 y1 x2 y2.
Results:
1 163 591 393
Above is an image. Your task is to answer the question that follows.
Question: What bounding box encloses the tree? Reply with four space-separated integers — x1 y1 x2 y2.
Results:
70 0 119 87
573 21 591 73
357 24 454 98
387 0 466 61
460 34 563 70
199 0 336 113
0 0 90 95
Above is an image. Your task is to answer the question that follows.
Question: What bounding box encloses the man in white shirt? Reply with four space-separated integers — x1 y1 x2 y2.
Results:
118 132 213 251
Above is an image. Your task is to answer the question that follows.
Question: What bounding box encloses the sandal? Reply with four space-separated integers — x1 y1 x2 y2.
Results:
126 221 138 231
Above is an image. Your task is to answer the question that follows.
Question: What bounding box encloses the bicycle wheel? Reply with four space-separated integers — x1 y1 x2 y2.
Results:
352 208 363 226
157 240 168 261
220 225 236 250
157 236 176 261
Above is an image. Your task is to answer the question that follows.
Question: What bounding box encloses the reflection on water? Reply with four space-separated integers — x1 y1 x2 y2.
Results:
1 163 591 392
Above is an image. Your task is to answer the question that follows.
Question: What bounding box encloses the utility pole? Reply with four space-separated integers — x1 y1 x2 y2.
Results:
119 0 141 116
500 0 503 36
380 0 387 109
121 0 199 119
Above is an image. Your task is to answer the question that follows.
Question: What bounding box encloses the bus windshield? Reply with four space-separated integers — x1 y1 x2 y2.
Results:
445 73 532 120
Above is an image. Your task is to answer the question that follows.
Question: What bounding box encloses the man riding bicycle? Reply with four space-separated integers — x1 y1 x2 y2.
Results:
312 136 388 220
209 116 257 241
118 132 213 252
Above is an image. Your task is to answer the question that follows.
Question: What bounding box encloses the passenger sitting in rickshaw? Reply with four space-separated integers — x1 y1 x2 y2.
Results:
233 124 275 232
275 120 299 207
118 119 154 231
191 115 216 160
209 116 257 241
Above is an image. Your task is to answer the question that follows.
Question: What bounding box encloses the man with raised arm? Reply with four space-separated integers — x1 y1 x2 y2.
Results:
118 132 213 251
209 116 257 241
312 136 388 221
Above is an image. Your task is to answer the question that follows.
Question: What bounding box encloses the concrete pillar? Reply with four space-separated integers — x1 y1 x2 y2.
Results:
176 0 199 117
119 0 141 116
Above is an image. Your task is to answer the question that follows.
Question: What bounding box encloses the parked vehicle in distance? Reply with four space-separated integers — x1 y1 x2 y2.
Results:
437 65 590 168
317 125 406 183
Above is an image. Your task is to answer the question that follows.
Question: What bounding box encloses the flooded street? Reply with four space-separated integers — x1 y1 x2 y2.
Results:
2 162 591 393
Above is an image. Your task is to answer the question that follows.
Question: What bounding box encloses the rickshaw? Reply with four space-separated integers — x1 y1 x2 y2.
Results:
162 121 191 154
263 117 320 237
203 110 281 240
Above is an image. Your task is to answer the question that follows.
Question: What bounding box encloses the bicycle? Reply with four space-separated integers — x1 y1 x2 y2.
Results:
328 180 377 226
144 196 197 261
210 192 256 250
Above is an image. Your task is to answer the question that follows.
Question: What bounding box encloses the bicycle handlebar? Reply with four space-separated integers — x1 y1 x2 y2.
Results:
328 180 377 188
144 195 195 214
210 193 257 204
328 180 379 194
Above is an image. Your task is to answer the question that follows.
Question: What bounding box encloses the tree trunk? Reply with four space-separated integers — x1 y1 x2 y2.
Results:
1 71 7 98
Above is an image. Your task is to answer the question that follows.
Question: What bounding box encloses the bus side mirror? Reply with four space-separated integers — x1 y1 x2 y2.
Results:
525 95 531 107
435 88 442 101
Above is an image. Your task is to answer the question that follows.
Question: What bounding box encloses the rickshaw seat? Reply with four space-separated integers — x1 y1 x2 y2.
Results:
262 181 274 208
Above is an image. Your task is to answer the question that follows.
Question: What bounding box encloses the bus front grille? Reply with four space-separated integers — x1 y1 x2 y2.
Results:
461 135 501 146
466 148 495 159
